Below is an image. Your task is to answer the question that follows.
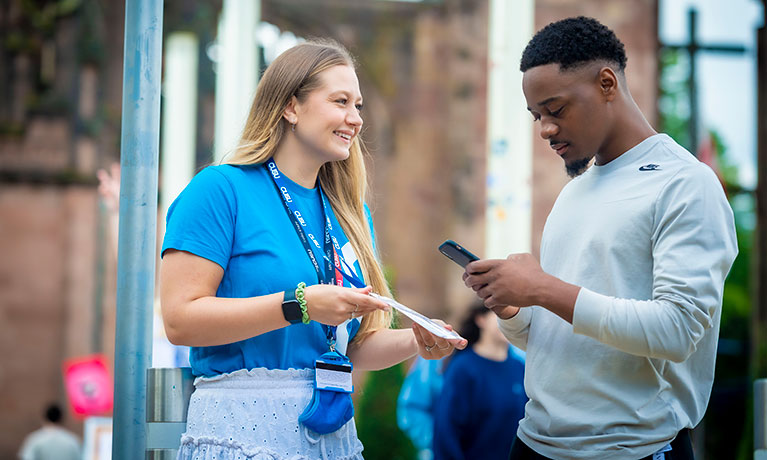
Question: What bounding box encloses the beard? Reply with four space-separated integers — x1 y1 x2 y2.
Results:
565 155 594 178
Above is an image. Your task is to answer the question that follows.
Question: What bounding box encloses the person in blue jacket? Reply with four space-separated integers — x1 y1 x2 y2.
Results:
433 304 526 460
397 356 445 460
160 39 466 460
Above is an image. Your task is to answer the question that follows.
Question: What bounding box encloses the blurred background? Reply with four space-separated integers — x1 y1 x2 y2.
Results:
0 0 764 459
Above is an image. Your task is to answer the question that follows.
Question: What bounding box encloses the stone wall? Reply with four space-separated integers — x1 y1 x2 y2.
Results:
0 1 124 455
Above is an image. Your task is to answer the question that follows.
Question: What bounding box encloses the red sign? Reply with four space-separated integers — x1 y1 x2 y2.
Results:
63 354 113 418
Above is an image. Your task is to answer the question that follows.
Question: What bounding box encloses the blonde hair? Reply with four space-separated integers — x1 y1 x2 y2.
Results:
226 39 392 343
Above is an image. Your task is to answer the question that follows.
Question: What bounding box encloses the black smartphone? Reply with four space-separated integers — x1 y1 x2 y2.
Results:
438 240 480 268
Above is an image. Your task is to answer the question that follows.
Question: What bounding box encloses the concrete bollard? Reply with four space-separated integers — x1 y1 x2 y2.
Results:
146 368 194 460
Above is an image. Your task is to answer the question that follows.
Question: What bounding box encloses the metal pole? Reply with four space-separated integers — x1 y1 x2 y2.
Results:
113 1 164 458
754 5 767 382
687 8 699 156
146 368 195 459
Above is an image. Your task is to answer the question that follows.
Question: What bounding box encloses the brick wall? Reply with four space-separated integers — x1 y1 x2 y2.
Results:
531 0 659 257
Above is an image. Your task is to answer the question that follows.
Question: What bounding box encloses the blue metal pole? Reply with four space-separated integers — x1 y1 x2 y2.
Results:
113 1 163 458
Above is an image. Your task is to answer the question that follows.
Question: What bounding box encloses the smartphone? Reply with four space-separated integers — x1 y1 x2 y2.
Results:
438 240 479 268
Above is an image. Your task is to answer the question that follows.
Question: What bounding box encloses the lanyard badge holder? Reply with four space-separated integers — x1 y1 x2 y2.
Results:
267 159 357 435
298 346 355 435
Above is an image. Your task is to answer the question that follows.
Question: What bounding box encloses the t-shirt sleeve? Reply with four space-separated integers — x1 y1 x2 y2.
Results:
498 308 532 351
161 167 237 270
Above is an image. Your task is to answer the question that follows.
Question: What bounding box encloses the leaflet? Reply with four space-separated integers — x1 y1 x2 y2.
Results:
370 293 463 341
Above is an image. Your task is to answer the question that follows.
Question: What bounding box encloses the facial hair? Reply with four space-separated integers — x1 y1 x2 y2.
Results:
565 155 594 178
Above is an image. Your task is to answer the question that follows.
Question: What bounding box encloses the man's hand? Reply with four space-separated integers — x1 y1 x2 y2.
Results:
463 253 545 308
463 253 579 323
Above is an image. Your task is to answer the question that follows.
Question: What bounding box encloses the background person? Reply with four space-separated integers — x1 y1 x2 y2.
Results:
397 355 445 460
464 17 737 460
161 39 465 460
17 404 81 460
432 303 526 460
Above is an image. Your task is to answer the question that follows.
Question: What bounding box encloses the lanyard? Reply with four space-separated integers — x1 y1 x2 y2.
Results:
267 159 365 348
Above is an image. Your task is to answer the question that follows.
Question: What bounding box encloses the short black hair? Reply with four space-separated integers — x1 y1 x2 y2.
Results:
458 302 491 347
45 404 62 424
520 16 627 72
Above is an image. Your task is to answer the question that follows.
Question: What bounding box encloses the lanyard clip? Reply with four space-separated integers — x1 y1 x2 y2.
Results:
326 326 337 352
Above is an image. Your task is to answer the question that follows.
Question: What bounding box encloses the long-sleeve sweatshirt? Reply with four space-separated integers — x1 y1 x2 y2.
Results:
499 134 738 460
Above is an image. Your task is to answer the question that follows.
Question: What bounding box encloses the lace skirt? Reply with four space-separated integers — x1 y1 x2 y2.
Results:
177 368 364 460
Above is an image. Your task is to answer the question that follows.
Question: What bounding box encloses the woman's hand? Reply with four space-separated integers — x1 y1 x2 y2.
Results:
411 321 467 360
303 284 390 326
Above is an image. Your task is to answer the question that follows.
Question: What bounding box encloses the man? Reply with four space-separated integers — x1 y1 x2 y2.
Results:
18 404 81 460
463 16 737 460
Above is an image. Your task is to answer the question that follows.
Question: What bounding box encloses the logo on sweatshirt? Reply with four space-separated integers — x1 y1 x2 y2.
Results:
638 164 661 171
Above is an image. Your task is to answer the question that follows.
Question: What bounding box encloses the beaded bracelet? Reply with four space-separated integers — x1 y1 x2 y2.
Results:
295 282 310 324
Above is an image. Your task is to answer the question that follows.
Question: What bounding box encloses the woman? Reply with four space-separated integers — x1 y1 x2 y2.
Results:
432 304 527 460
160 39 465 460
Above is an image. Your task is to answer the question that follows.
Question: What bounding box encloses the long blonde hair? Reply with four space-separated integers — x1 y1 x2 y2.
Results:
226 39 392 343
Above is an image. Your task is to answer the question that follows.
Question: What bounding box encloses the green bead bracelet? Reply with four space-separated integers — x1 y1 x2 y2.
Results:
295 282 310 324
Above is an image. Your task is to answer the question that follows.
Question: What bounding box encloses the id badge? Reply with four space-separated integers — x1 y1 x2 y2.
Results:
315 351 353 393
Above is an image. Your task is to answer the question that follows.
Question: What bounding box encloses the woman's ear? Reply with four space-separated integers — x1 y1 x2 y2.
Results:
598 67 618 101
282 96 299 124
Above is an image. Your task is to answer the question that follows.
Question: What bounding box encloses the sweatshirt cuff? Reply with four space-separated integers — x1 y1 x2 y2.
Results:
498 307 532 340
572 288 612 340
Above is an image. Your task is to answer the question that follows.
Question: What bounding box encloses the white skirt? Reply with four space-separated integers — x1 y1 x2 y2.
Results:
177 367 364 460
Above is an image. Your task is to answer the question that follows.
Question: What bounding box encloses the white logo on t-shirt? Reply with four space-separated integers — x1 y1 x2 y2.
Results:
341 242 360 277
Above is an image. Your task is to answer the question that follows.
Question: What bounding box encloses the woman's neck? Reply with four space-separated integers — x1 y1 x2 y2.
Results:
272 142 323 189
472 337 509 362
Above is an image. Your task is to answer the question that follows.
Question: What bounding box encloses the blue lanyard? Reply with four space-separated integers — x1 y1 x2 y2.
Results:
267 160 333 285
266 159 366 347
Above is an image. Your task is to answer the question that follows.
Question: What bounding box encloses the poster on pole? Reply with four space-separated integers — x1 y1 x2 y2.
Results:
63 354 113 418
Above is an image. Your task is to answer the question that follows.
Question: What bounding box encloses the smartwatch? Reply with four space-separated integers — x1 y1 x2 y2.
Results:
282 288 303 324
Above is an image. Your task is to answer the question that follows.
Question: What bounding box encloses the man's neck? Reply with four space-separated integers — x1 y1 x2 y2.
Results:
595 104 657 166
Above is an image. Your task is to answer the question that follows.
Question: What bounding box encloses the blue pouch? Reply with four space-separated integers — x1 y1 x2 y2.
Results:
299 351 354 434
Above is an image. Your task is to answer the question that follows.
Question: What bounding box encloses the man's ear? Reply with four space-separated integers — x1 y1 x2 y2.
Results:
598 67 618 101
282 96 299 124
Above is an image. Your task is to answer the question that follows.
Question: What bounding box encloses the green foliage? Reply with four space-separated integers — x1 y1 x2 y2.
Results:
356 363 417 460
26 90 70 116
77 0 104 65
658 48 690 149
0 121 25 138
163 0 223 36
18 0 80 36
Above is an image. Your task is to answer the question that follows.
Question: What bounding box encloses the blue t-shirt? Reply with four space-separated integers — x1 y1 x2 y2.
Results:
162 163 367 376
433 347 527 460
